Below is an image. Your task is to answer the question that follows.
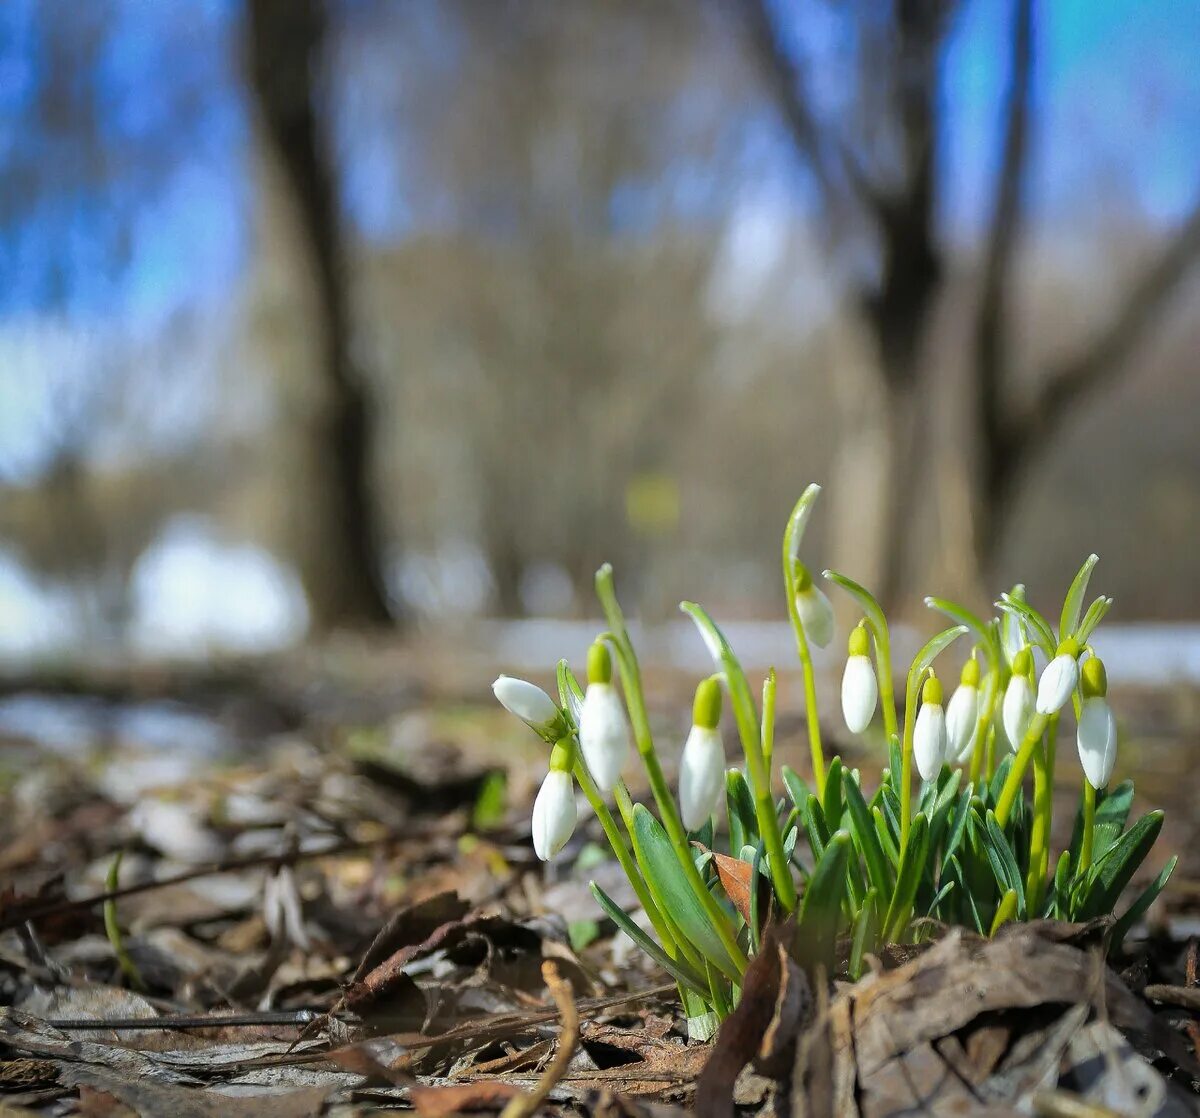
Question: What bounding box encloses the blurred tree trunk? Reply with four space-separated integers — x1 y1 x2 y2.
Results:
247 0 394 630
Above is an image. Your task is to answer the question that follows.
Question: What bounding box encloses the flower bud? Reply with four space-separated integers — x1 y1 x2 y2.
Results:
579 678 630 793
914 673 947 781
1002 672 1034 752
841 625 877 734
1036 638 1081 715
945 658 980 764
794 565 834 649
493 675 561 732
679 724 725 831
531 768 577 860
1077 656 1115 788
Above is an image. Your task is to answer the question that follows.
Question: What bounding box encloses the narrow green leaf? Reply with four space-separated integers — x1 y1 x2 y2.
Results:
726 769 758 853
822 570 888 647
781 766 811 814
989 888 1018 936
987 754 1013 807
849 888 879 980
1076 595 1113 644
984 810 1026 918
942 786 974 866
1110 855 1177 953
822 757 844 832
632 805 741 981
1051 850 1073 920
927 879 955 920
784 484 822 564
884 812 929 941
924 596 1001 672
797 831 852 971
996 595 1056 658
888 736 903 791
555 658 586 727
748 844 766 954
590 882 709 996
1092 781 1136 865
844 775 893 900
1080 810 1164 920
1060 554 1099 642
804 795 830 861
909 626 970 691
873 806 900 869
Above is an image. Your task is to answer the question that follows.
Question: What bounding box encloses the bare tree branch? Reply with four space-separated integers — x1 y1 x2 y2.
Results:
974 0 1034 513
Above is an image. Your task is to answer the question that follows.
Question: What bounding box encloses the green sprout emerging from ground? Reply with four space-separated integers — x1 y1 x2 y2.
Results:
492 484 1175 1038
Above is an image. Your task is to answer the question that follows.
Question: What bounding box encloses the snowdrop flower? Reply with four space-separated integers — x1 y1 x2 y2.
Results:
679 678 725 830
1002 648 1035 752
946 656 981 764
578 642 630 792
1036 638 1081 715
793 564 834 649
914 673 948 781
840 624 877 734
532 741 577 860
1077 656 1117 789
493 675 562 737
1000 587 1026 666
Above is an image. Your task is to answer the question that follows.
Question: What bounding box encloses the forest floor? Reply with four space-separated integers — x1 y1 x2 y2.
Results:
1 639 1199 1116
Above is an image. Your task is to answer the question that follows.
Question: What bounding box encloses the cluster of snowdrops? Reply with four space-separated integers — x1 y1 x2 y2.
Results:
492 485 1174 1035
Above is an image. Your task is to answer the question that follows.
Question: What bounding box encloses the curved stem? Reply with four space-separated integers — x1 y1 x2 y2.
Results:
1078 780 1097 875
995 711 1049 826
785 596 826 797
969 669 1000 787
872 628 900 742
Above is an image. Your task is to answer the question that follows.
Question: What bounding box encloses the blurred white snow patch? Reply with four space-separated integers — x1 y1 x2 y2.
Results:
129 515 308 656
0 551 75 659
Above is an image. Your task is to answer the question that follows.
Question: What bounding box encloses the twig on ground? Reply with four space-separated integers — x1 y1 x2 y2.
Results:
499 961 579 1118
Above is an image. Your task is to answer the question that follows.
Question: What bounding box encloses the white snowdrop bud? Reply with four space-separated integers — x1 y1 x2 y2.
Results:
840 625 877 734
913 674 948 782
946 658 981 764
1036 639 1081 715
1077 657 1116 789
578 642 629 792
679 679 725 831
532 767 577 861
1002 649 1034 751
493 675 560 731
794 566 834 649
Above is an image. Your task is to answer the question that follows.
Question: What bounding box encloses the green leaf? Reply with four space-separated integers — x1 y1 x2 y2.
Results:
748 844 766 953
873 805 900 869
989 888 1018 936
924 596 1001 672
471 771 508 831
927 879 955 920
884 813 929 941
996 594 1056 658
1092 781 1136 864
1076 595 1113 644
942 785 974 866
556 659 586 727
822 569 889 649
983 810 1026 918
782 766 811 814
822 757 844 832
804 795 830 861
726 769 758 853
887 736 903 791
1110 856 1177 953
632 805 741 981
1079 810 1164 920
1051 850 1073 920
1060 554 1099 642
797 831 852 971
568 919 601 952
988 754 1013 807
590 882 709 997
946 855 985 934
784 484 822 565
849 889 879 980
908 626 970 693
844 775 893 902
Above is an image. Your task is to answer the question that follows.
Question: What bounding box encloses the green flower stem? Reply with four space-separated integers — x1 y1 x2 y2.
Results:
595 568 748 975
994 711 1050 827
573 761 680 960
969 669 1001 787
1025 715 1058 913
761 670 777 774
899 702 916 850
871 628 900 742
1079 781 1097 874
785 598 826 798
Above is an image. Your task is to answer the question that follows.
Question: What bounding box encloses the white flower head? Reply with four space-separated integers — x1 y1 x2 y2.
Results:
914 674 948 782
532 769 577 860
1002 648 1034 751
840 625 877 734
794 567 834 649
679 725 725 831
946 657 980 764
579 683 630 792
1036 640 1081 715
1077 656 1116 789
493 675 560 731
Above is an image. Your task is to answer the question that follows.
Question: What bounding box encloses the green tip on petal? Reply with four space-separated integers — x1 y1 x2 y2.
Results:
1081 655 1108 698
692 677 723 730
587 640 612 685
793 562 813 592
848 623 871 658
921 672 943 706
1012 647 1033 677
961 656 981 687
1056 635 1081 659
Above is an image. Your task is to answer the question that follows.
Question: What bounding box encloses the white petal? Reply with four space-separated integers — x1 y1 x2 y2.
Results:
796 585 834 649
493 675 559 727
914 702 947 781
945 684 979 762
531 770 577 860
1036 654 1080 715
1002 676 1033 752
841 655 878 734
1077 697 1117 789
679 725 725 831
579 683 630 792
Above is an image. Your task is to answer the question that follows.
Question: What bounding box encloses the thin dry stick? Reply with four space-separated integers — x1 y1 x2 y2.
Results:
500 961 579 1118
